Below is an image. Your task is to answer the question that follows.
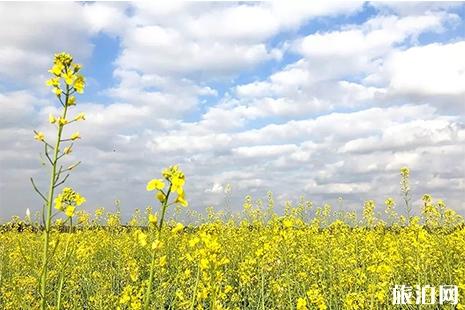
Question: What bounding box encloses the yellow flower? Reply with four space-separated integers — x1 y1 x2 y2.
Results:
58 117 68 126
156 192 166 203
63 146 72 154
72 63 82 72
175 191 188 207
384 198 395 208
400 166 410 177
54 52 73 66
49 62 64 76
49 114 56 124
70 132 80 141
75 195 86 206
283 218 293 228
159 255 167 267
297 297 308 310
65 205 76 218
34 131 45 141
137 232 147 247
200 258 209 270
171 223 184 234
148 213 158 225
95 208 104 217
171 174 185 194
63 70 75 85
54 196 64 211
67 96 76 106
74 112 86 121
189 237 200 248
53 87 62 96
151 240 162 250
46 77 59 87
422 194 432 203
74 75 85 94
146 179 165 191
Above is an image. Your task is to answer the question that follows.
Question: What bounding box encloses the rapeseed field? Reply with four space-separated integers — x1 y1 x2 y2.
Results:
1 53 464 310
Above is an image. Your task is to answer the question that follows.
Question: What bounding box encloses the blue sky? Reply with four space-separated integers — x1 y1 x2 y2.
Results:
0 2 464 220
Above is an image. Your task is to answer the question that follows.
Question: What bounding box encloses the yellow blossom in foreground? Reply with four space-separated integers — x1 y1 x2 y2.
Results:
63 71 75 85
49 62 64 76
175 191 188 207
146 179 165 191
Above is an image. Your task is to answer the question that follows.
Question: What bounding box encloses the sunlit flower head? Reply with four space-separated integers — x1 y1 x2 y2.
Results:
400 166 410 177
34 131 45 142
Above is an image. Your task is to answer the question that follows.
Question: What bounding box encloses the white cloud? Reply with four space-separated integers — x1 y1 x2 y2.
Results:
387 42 465 96
205 183 224 194
115 2 362 77
296 13 452 57
339 119 464 153
372 2 464 16
305 180 372 194
292 12 453 82
82 2 130 35
232 144 298 158
0 2 96 85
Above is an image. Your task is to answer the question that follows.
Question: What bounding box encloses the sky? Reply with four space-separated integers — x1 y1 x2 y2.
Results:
0 2 464 221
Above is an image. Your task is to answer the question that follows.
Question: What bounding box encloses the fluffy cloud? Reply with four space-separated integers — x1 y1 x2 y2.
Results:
115 2 362 77
0 2 96 86
387 42 465 96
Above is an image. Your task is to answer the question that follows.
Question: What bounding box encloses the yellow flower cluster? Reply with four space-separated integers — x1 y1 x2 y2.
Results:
54 187 86 218
147 165 188 207
46 52 85 96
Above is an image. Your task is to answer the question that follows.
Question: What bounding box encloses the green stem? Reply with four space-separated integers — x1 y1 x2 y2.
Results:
143 185 171 309
190 265 200 310
261 267 265 310
56 220 73 310
40 88 69 310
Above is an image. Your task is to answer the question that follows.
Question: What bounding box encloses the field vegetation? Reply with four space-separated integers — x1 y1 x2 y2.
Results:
0 53 464 310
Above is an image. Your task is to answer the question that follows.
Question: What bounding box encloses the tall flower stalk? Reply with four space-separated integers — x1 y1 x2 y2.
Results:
31 53 86 310
143 165 188 309
400 167 411 225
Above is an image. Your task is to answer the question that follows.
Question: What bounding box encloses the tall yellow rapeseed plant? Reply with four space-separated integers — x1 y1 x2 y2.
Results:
31 52 86 310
